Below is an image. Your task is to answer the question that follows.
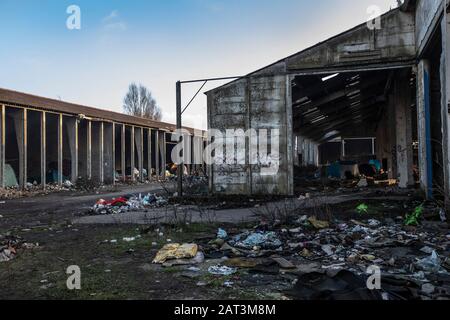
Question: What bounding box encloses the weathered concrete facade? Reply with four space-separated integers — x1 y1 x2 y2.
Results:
206 0 450 207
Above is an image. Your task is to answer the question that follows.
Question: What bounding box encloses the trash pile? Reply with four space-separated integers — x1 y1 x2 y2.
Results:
0 234 39 262
90 193 168 215
150 202 450 300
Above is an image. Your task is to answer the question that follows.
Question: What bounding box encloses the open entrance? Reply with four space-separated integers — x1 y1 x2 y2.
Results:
291 67 417 193
4 107 22 187
26 110 42 184
125 126 132 178
45 113 59 184
422 23 445 202
114 124 124 181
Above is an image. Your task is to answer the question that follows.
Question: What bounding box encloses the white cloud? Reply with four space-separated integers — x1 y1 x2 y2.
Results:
102 10 127 31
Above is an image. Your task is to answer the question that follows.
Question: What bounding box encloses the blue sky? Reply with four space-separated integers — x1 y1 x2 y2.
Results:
0 0 399 129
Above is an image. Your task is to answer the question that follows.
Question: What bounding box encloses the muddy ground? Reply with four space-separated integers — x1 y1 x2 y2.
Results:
1 184 449 300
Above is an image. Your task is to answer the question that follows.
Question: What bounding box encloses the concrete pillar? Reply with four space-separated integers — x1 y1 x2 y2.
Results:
99 122 104 184
303 139 310 166
121 124 126 182
66 117 78 183
417 60 433 199
394 71 414 188
147 129 152 179
87 120 92 180
131 126 135 182
442 13 450 208
193 130 204 173
57 114 63 185
312 142 319 167
12 109 25 188
135 127 143 182
159 131 166 179
103 122 114 184
40 112 46 187
0 105 4 188
155 130 160 177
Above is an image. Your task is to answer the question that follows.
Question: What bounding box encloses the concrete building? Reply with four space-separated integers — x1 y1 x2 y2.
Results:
0 88 205 189
206 0 450 208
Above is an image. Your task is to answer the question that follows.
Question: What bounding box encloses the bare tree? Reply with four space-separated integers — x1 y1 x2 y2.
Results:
123 83 162 121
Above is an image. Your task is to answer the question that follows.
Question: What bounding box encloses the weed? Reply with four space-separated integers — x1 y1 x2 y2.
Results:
405 205 424 226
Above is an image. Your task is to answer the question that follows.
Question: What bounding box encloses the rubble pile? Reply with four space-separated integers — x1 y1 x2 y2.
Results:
0 234 39 263
90 193 168 215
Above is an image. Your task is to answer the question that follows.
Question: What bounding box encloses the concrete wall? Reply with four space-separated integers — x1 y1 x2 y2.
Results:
416 0 444 56
287 9 416 71
207 75 293 195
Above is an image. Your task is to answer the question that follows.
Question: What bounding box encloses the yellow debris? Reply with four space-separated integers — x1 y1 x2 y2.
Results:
153 243 198 264
308 216 330 229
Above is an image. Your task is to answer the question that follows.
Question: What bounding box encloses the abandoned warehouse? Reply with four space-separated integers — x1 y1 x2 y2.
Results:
206 0 450 209
0 88 206 189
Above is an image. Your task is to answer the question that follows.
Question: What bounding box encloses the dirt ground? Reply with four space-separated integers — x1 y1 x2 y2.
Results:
1 183 449 300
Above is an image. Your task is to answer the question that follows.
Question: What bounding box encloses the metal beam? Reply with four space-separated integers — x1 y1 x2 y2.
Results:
176 81 182 196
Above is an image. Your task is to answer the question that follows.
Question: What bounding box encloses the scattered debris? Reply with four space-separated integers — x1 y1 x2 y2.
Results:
208 265 237 276
217 228 228 239
229 231 282 250
307 216 330 229
153 243 199 264
90 193 168 215
0 234 39 262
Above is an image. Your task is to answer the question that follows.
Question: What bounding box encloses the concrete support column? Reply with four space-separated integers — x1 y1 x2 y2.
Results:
66 117 78 183
311 142 319 167
99 122 104 184
147 129 152 179
57 114 63 185
193 130 204 174
87 120 92 180
155 130 160 177
442 13 450 208
394 71 414 188
121 124 126 182
40 112 46 187
135 127 143 182
296 136 304 166
131 126 135 182
0 105 5 188
417 60 433 199
103 123 114 184
303 139 310 166
12 109 25 188
159 131 166 180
